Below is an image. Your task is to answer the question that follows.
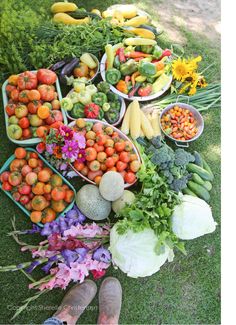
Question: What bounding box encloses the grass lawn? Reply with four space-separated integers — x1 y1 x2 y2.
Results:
0 0 220 324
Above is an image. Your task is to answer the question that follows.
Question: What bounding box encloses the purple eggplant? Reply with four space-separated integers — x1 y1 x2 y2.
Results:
50 58 72 71
60 57 79 84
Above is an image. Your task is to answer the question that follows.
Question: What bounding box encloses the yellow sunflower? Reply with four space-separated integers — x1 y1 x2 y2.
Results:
172 58 189 81
187 56 202 72
198 76 208 88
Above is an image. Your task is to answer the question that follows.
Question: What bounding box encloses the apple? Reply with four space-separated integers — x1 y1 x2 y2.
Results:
7 124 22 140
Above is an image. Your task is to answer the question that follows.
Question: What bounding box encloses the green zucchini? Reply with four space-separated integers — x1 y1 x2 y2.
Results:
202 158 214 179
68 10 101 20
187 163 213 181
182 187 198 197
193 151 203 167
202 181 212 191
192 173 205 186
188 181 210 202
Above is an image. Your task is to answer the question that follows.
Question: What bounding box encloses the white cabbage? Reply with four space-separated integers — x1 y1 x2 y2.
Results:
109 225 174 278
171 195 217 240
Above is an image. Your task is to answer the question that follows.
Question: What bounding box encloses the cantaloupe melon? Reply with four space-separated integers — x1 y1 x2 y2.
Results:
99 171 124 201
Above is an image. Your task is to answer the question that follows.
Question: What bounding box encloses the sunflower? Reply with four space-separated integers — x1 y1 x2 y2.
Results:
172 58 189 81
198 76 208 88
187 56 202 72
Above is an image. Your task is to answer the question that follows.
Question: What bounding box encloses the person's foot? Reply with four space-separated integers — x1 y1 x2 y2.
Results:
98 277 122 325
53 279 97 325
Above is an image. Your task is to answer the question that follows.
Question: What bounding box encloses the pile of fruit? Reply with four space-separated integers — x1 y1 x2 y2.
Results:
0 148 74 224
71 118 141 185
5 69 63 141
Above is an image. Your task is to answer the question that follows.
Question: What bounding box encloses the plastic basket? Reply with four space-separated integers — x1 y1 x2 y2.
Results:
2 71 68 146
0 148 76 227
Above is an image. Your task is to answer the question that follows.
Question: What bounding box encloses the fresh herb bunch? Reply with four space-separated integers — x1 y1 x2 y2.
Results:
116 144 185 254
138 136 194 193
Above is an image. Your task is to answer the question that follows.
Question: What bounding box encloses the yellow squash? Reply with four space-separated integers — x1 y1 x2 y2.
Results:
51 2 78 14
124 37 157 46
123 15 149 27
115 5 137 19
53 13 90 25
126 27 155 39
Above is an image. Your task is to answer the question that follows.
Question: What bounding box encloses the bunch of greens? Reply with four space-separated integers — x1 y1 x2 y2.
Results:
138 137 195 193
115 144 185 254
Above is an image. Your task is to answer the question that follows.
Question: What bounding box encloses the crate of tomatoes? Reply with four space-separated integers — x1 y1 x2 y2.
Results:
0 147 76 226
2 69 68 146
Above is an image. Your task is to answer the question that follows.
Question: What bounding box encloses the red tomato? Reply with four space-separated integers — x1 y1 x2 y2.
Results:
107 167 117 172
17 71 38 90
10 88 19 101
86 139 95 147
105 147 115 157
15 147 27 159
51 187 66 201
0 171 10 183
119 151 130 163
18 90 30 103
85 147 97 161
96 134 107 146
116 161 127 172
8 171 22 186
2 181 12 191
112 153 119 164
25 171 38 186
12 191 21 201
6 84 16 95
10 159 27 172
73 161 85 172
89 160 100 171
104 139 114 147
5 103 16 116
64 190 74 203
28 100 42 114
28 89 41 101
22 126 32 138
115 141 126 152
45 110 63 125
30 152 38 159
97 152 107 163
105 157 115 168
38 84 55 101
20 195 30 205
93 143 104 152
37 69 57 85
19 117 30 129
21 165 32 177
18 183 31 195
124 172 136 184
41 208 56 224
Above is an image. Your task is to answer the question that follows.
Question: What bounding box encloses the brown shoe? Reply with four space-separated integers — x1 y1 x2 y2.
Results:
98 277 122 325
53 279 97 325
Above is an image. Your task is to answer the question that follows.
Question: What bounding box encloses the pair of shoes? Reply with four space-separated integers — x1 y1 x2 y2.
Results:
53 277 122 325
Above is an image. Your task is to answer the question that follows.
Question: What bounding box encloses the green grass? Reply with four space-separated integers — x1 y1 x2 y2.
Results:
0 1 220 324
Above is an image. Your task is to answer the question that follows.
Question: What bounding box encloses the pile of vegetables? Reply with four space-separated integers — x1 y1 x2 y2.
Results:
104 40 172 97
61 81 123 125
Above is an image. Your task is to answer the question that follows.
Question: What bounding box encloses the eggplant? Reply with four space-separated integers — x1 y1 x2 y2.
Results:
139 24 163 36
60 58 79 84
50 59 69 71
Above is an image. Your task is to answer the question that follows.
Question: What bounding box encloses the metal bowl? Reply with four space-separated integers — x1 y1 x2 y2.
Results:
160 102 204 147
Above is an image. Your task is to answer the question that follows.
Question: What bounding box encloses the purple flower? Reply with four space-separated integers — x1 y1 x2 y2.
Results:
73 132 86 149
62 140 79 161
93 247 111 264
61 249 79 265
42 256 59 274
74 205 86 223
74 248 88 262
26 224 41 234
46 143 56 155
25 260 41 274
66 209 78 219
76 149 86 163
59 162 68 171
59 125 74 140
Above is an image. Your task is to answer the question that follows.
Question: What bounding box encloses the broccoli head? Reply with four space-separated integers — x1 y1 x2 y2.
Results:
174 149 195 167
170 175 190 192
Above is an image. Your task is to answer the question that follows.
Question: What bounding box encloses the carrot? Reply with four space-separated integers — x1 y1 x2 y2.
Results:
125 51 151 58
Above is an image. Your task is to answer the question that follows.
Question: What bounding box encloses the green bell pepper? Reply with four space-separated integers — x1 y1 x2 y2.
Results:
92 92 107 107
120 59 138 76
113 55 121 69
61 97 73 111
138 61 156 77
141 45 154 54
105 68 121 85
97 81 110 94
107 91 119 102
152 45 163 59
109 101 121 111
70 102 85 118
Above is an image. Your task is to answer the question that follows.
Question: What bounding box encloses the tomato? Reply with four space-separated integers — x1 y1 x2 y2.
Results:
73 63 89 78
18 71 38 90
44 193 51 201
5 103 16 116
96 134 107 146
116 161 127 172
30 211 42 223
15 147 26 159
85 147 97 161
38 84 55 101
86 131 96 140
119 151 130 163
8 75 19 86
32 195 47 211
22 128 32 139
92 122 103 133
112 132 120 142
28 89 41 101
18 183 31 195
104 126 113 135
38 169 51 183
21 165 32 177
25 172 38 185
36 126 48 138
97 152 107 163
41 208 56 224
89 160 100 171
86 139 95 147
37 105 50 119
2 181 12 191
105 147 115 157
104 138 114 147
15 105 28 119
10 159 27 172
28 158 38 168
130 153 138 161
25 200 33 211
124 172 136 184
28 100 41 114
45 110 63 125
112 153 119 164
51 187 65 201
115 141 125 152
80 166 89 176
124 141 133 152
18 117 30 129
20 195 30 205
0 171 10 183
43 167 53 176
12 191 21 201
6 84 16 94
43 184 52 194
10 88 19 101
50 174 63 187
100 163 107 172
37 69 57 85
130 160 141 172
73 161 85 172
94 175 102 185
51 200 66 213
8 172 22 186
29 114 43 127
119 170 127 180
30 152 38 159
87 170 103 181
32 182 45 195
51 99 60 110
18 90 30 104
93 143 104 152
64 190 74 203
105 157 115 168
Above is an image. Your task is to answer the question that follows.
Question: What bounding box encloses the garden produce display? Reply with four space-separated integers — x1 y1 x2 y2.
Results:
3 69 65 142
0 148 75 224
61 81 125 125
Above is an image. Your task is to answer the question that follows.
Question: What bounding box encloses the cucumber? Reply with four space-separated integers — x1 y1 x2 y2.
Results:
192 173 205 186
182 187 198 197
202 158 214 179
187 163 213 181
202 181 212 192
188 181 210 202
193 151 203 167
